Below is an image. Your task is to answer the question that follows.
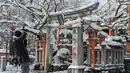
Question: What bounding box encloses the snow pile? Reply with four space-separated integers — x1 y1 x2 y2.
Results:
104 36 125 46
60 29 72 36
56 48 70 57
53 48 71 65
68 65 86 69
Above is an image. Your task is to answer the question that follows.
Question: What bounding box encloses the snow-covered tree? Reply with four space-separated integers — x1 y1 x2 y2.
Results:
0 0 101 34
0 0 129 66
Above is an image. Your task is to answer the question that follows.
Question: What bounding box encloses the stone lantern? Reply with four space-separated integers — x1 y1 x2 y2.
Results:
85 23 101 70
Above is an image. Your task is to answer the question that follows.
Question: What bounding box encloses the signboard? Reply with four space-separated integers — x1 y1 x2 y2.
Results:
2 33 9 41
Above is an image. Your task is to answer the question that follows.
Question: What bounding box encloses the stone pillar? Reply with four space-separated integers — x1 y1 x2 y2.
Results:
68 24 85 73
101 44 106 66
87 45 91 65
44 27 53 72
35 43 38 63
97 50 100 64
114 48 116 64
0 56 6 71
111 49 114 64
122 44 126 64
39 48 42 63
35 41 38 63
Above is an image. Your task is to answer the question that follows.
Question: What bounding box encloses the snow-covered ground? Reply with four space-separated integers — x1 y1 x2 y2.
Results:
0 63 67 73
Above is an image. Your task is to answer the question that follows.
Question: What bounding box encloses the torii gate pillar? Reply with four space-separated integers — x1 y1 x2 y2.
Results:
68 24 85 73
44 26 53 72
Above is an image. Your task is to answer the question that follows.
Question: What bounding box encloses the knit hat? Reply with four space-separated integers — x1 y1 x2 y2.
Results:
14 30 22 37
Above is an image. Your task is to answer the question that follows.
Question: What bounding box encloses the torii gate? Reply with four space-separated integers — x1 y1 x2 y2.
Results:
44 22 85 73
42 17 102 73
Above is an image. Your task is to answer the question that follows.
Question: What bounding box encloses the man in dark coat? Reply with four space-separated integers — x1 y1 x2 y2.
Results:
13 30 30 73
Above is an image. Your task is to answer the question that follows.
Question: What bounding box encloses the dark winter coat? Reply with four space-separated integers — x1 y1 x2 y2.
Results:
13 31 30 63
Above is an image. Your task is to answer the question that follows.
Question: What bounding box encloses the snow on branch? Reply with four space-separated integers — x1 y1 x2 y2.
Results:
107 17 128 29
0 13 35 27
6 0 43 22
38 14 48 29
49 2 99 16
0 19 16 23
23 26 46 35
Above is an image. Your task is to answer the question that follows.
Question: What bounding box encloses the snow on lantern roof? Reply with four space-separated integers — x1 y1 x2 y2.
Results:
90 23 102 30
85 23 102 31
97 31 109 37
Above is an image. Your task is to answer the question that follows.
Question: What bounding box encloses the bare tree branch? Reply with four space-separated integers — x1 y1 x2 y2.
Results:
0 13 28 26
49 2 99 16
115 4 121 17
9 0 43 22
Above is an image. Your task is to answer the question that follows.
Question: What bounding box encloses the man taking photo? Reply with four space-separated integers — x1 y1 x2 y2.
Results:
13 30 30 73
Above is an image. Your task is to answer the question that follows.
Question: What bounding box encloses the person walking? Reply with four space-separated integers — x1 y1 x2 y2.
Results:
13 30 30 73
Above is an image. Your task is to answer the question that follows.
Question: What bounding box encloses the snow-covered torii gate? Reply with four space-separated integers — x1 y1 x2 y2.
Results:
43 18 102 73
45 21 85 73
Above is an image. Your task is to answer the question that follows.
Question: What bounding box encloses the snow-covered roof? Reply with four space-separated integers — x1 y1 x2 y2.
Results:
106 41 122 46
102 41 122 47
84 23 102 31
90 23 102 30
104 36 124 46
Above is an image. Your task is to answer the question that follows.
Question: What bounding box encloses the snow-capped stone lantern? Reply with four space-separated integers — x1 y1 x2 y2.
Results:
85 23 101 70
85 23 101 38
